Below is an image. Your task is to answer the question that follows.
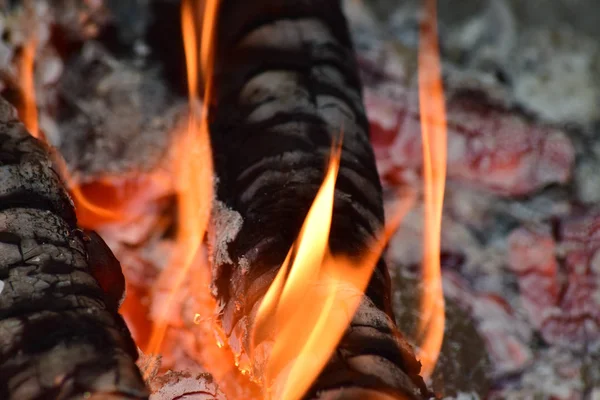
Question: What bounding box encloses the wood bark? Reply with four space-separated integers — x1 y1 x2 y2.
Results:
208 1 430 398
0 98 148 400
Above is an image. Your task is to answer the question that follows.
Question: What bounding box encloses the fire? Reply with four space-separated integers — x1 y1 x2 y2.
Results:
12 0 445 392
251 140 413 400
17 38 42 141
146 0 217 357
15 21 121 224
61 173 123 225
415 0 448 379
15 0 222 378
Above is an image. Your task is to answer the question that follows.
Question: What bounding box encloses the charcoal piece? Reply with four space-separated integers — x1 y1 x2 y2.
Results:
208 0 429 398
0 97 148 399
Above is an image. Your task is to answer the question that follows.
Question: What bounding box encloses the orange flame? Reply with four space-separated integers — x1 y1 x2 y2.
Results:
251 140 413 400
15 28 119 223
146 0 217 357
416 0 447 379
17 38 43 141
68 179 122 223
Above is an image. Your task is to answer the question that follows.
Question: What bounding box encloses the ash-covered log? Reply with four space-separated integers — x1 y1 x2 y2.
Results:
208 1 429 398
0 98 148 400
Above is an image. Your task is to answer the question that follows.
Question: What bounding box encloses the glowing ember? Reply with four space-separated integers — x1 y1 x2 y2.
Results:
251 140 413 400
416 0 448 379
146 0 217 359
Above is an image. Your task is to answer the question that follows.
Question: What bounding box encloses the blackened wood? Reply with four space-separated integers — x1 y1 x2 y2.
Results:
84 230 127 311
209 1 429 398
0 98 148 400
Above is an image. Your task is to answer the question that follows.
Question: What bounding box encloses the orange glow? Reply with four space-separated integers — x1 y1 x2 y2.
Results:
146 0 217 359
251 141 413 400
199 0 218 83
17 38 43 141
16 32 120 223
120 282 153 351
416 0 447 379
70 180 122 223
66 170 173 229
50 156 123 225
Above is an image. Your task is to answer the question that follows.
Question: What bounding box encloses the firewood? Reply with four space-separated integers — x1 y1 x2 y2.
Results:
208 1 430 398
0 97 148 399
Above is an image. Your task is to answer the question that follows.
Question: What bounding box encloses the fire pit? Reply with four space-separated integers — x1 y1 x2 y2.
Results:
1 0 599 399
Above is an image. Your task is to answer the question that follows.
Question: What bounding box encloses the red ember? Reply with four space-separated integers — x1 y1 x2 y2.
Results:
366 88 575 196
508 211 600 348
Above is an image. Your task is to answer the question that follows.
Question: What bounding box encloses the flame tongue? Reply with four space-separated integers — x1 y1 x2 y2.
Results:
416 0 447 380
15 16 121 223
250 138 414 400
146 0 217 358
18 37 42 141
252 143 340 395
270 143 341 319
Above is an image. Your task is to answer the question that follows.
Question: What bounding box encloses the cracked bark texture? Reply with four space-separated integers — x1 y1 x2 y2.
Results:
0 98 148 400
209 1 429 398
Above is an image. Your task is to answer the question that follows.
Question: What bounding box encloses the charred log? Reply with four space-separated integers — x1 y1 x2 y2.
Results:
0 98 148 400
209 1 429 399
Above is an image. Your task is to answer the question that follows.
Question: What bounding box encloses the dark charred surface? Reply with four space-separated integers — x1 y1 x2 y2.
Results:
209 0 428 398
0 98 148 400
84 230 127 311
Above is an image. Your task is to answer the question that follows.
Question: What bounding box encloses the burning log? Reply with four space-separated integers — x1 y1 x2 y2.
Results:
208 0 429 398
0 98 148 399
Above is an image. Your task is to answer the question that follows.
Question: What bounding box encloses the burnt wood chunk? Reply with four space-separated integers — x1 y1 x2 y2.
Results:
209 1 429 398
0 98 148 400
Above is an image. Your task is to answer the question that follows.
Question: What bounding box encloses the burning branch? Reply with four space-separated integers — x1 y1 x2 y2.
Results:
0 98 147 399
208 0 430 398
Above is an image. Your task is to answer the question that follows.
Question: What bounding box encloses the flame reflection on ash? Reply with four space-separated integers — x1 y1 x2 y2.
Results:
416 0 448 380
